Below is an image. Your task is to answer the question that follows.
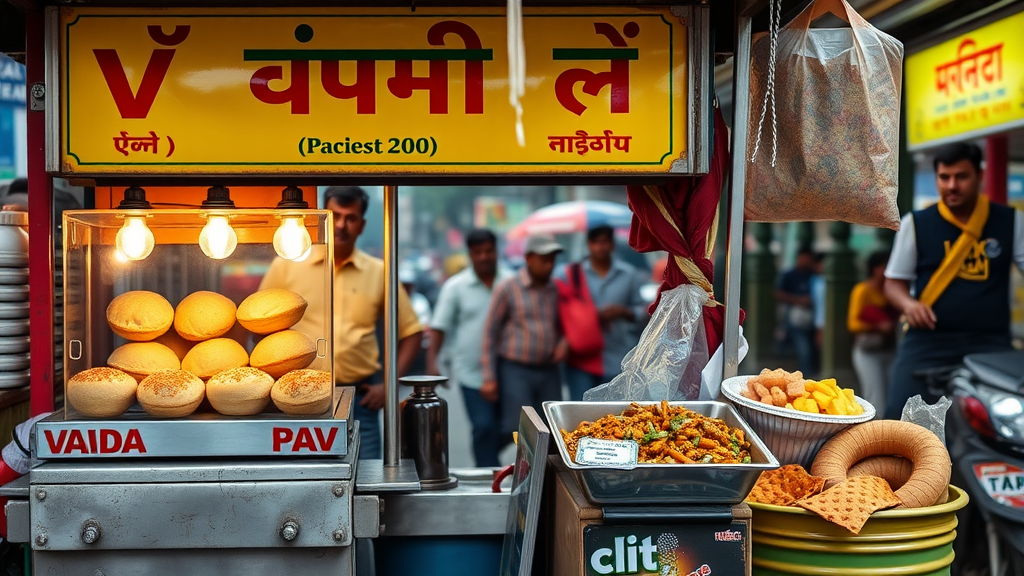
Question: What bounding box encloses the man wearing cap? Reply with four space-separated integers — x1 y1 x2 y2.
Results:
481 233 568 448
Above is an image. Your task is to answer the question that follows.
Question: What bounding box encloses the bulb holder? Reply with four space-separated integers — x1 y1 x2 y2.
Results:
277 186 309 209
117 186 152 210
201 185 236 208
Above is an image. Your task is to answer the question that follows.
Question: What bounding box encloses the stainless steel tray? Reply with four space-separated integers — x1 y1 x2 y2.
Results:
544 401 779 504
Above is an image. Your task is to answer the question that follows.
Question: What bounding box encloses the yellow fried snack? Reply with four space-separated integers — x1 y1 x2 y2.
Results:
560 401 753 465
745 369 864 416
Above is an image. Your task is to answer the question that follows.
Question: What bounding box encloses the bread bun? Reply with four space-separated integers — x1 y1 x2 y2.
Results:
237 289 308 334
181 338 249 380
108 342 180 382
174 291 237 341
137 370 206 417
272 369 333 415
250 330 317 379
67 367 138 417
154 329 194 362
107 291 173 341
207 367 275 416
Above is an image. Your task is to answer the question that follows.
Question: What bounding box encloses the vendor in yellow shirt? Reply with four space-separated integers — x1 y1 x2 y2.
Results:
846 251 897 416
260 186 423 459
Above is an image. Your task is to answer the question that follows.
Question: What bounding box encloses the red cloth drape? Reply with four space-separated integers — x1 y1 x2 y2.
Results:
626 107 744 355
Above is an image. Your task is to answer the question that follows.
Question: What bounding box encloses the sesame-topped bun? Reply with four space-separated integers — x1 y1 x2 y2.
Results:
67 367 138 418
250 330 317 379
174 291 237 341
137 370 206 417
236 289 308 335
271 369 333 415
206 367 275 416
108 342 180 383
181 338 249 380
106 291 174 341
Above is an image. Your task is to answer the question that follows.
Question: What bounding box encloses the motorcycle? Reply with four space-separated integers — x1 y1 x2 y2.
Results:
918 350 1024 576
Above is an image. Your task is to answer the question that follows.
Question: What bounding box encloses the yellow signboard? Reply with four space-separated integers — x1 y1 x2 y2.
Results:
906 10 1024 150
57 7 693 176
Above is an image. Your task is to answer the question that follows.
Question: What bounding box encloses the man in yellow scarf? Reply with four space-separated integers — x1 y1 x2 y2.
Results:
883 142 1023 419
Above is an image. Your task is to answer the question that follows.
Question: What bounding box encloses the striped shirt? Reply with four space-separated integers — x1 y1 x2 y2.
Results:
481 267 561 382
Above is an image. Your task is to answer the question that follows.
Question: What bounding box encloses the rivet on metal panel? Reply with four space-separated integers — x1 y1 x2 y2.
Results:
332 484 345 497
81 522 101 545
35 489 46 501
34 533 47 546
333 529 346 542
281 521 300 542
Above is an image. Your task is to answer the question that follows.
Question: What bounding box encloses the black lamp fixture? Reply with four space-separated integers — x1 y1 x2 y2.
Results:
201 185 235 209
277 185 309 209
117 186 152 210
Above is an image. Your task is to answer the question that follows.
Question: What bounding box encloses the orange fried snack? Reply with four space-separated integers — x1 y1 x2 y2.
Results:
746 464 826 506
796 475 901 534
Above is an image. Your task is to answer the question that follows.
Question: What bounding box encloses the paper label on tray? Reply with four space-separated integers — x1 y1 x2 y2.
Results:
575 437 638 469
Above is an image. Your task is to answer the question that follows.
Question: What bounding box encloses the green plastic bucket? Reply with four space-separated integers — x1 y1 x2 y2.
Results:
749 485 968 576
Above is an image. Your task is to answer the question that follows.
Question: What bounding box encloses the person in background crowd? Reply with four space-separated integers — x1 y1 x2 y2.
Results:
427 229 511 467
848 252 898 415
557 225 649 400
777 248 819 376
481 233 568 451
260 186 423 459
884 142 1024 419
401 263 432 375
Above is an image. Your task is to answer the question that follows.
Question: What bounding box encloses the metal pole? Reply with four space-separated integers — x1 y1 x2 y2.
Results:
722 3 755 380
383 185 400 467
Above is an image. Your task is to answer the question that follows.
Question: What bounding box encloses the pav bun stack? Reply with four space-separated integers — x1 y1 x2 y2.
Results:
250 330 317 379
173 291 237 341
67 367 138 417
272 369 332 415
206 367 275 416
108 342 181 382
236 289 307 334
106 291 174 341
181 338 249 380
137 370 206 417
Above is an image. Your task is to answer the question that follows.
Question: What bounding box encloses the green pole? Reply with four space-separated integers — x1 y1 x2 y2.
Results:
742 222 777 371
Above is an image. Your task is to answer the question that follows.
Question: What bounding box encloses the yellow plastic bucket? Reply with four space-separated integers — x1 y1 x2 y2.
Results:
749 485 968 576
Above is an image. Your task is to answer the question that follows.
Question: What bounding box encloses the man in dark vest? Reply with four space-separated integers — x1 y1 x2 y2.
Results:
883 142 1023 419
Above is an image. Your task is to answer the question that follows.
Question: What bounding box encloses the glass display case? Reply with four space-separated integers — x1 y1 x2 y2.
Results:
60 208 336 425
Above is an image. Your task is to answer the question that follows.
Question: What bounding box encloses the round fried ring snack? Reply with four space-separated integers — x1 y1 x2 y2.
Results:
810 420 950 509
848 455 949 506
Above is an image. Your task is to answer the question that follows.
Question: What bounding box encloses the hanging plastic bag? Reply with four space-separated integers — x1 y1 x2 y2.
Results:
744 0 904 230
584 285 710 402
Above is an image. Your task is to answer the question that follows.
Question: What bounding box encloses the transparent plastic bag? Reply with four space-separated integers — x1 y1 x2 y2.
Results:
900 394 952 446
744 0 904 230
584 285 710 402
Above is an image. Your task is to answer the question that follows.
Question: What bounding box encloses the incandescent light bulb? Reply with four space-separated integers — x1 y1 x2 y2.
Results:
199 214 238 259
274 216 312 261
115 216 155 261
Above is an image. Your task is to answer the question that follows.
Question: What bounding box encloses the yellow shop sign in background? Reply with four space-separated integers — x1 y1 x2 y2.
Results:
906 10 1024 150
58 7 689 176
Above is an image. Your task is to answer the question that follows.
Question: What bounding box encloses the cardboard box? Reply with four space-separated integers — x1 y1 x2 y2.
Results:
551 458 752 576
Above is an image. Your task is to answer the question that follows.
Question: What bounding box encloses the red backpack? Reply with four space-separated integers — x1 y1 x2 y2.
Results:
555 263 604 376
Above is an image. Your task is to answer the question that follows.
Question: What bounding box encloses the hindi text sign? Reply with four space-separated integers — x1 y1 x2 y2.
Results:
59 7 689 175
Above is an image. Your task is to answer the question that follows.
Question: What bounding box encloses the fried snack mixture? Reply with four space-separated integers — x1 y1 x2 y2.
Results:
743 368 865 416
746 464 826 506
560 401 753 465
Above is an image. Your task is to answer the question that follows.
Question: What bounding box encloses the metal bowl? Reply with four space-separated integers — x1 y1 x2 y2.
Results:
0 369 29 389
0 268 28 285
544 400 779 504
0 285 28 302
720 376 875 468
0 320 29 337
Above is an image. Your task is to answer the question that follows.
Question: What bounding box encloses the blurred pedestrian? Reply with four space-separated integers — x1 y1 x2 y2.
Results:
427 229 511 467
884 142 1023 418
848 252 898 415
777 248 818 376
401 263 432 375
556 225 649 400
481 233 568 450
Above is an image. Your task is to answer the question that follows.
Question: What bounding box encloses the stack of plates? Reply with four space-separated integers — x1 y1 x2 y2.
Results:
0 212 30 389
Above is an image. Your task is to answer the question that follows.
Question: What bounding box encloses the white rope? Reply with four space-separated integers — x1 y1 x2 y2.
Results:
507 0 526 147
750 0 780 166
